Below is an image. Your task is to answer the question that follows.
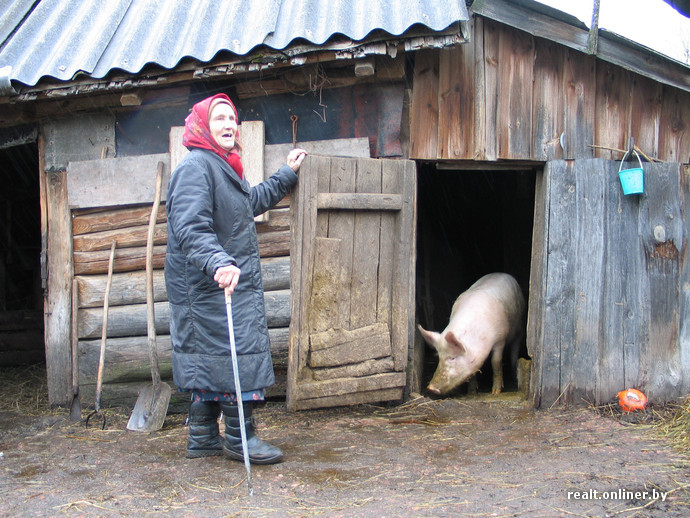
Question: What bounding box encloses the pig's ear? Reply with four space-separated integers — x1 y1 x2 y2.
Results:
445 331 467 356
418 325 441 348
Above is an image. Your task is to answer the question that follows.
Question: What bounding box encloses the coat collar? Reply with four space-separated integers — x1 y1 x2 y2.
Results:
195 148 250 194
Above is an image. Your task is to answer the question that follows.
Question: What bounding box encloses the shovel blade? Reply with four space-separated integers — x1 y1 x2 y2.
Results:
126 382 172 432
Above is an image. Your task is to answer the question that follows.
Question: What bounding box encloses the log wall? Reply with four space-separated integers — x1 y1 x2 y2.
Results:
72 198 292 407
59 131 372 408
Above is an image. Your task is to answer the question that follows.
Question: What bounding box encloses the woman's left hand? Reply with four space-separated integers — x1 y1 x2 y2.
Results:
287 148 308 172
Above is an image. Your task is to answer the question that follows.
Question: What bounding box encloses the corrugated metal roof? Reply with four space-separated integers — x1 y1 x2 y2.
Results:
265 0 468 48
0 0 36 45
1 0 132 85
0 0 469 94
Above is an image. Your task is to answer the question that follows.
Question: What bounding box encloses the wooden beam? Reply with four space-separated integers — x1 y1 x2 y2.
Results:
309 323 392 368
73 223 167 252
73 205 166 235
256 207 290 233
77 270 168 308
289 387 403 410
76 256 289 307
312 358 395 381
295 372 406 400
76 326 290 389
73 233 288 275
74 245 166 275
77 289 290 340
234 55 406 99
317 193 403 210
44 168 73 406
257 230 291 257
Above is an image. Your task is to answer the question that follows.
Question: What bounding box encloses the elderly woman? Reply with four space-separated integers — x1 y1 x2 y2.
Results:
165 93 306 463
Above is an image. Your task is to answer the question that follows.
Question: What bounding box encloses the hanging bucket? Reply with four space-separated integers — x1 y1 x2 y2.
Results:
618 150 644 195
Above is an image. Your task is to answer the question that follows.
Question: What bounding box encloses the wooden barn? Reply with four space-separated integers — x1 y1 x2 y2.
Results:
0 0 688 412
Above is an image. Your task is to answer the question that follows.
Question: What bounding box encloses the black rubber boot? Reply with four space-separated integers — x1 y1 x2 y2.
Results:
186 401 223 458
220 401 283 465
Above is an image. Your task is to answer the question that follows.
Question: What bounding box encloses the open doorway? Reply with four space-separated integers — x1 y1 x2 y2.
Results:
0 142 43 366
415 162 537 395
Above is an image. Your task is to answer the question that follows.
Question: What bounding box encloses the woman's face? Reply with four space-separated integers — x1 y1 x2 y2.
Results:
209 102 237 151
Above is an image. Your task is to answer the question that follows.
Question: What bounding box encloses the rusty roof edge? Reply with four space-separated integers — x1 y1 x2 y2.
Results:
4 23 468 104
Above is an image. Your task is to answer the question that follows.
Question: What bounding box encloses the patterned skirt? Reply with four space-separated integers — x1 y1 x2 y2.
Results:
191 388 265 403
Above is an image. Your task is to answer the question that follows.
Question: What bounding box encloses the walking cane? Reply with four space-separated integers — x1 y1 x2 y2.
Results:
225 288 253 496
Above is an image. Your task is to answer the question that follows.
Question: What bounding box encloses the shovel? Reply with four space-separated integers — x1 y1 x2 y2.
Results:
127 162 171 432
69 278 82 422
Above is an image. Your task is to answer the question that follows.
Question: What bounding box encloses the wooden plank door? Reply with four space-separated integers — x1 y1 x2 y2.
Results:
287 155 416 410
528 159 688 407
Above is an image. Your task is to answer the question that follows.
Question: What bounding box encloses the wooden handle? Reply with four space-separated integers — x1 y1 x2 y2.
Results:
147 162 165 386
95 240 116 411
71 278 80 387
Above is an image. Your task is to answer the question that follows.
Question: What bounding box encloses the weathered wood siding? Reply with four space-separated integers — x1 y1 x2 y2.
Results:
528 160 689 407
410 17 690 164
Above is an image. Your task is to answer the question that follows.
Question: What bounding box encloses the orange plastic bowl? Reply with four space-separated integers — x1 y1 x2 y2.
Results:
617 388 648 412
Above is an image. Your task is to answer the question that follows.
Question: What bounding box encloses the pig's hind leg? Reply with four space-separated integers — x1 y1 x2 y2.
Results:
505 328 524 391
490 346 505 395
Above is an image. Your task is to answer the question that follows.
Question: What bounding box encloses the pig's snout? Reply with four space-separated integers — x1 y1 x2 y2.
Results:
427 384 441 395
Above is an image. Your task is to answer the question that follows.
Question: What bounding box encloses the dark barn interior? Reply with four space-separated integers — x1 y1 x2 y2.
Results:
415 163 537 394
0 141 43 366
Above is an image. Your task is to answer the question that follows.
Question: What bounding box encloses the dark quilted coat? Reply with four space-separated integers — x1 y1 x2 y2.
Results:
165 148 297 393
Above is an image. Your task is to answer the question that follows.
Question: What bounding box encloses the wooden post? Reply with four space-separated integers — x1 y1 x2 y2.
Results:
44 167 74 406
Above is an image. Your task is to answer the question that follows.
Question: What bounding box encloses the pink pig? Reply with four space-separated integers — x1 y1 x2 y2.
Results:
418 273 525 395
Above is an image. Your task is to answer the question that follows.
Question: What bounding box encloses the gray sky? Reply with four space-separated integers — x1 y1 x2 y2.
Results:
537 0 690 64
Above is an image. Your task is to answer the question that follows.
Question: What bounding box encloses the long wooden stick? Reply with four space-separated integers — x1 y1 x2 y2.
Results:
95 240 116 412
588 144 658 162
69 278 81 421
146 162 164 389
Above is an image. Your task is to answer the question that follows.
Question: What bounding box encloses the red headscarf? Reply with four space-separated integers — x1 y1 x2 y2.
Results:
182 93 244 179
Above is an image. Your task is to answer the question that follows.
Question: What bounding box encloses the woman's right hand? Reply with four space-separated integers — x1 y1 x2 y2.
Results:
287 148 308 172
214 264 241 292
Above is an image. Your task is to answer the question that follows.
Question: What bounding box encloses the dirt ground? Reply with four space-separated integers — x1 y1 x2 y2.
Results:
1 366 689 518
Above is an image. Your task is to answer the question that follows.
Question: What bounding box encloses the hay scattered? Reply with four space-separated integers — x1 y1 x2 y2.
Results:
590 399 675 425
0 364 50 415
590 393 690 458
655 395 690 456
